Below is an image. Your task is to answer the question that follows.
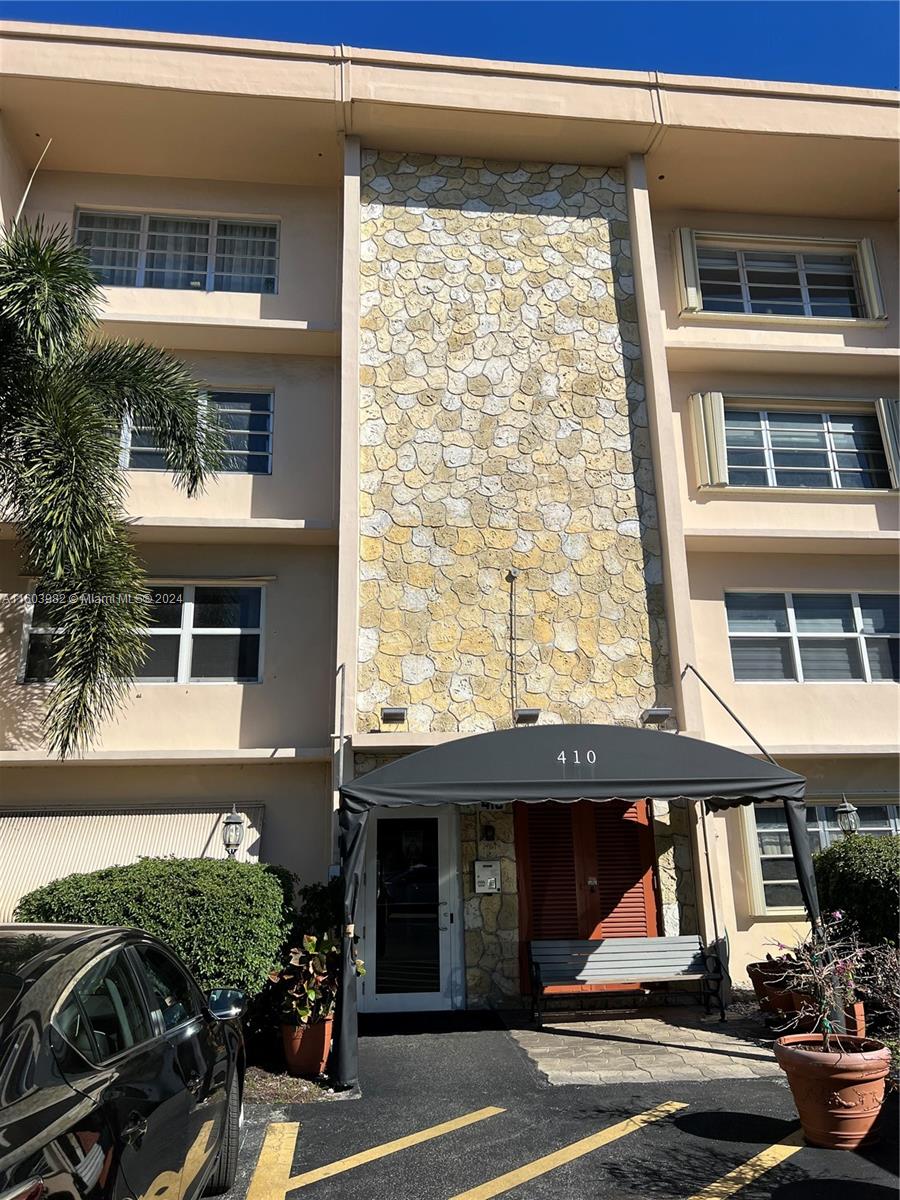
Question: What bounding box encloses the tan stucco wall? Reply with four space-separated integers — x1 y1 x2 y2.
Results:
669 370 899 537
654 209 899 351
689 551 900 752
121 351 337 524
355 150 671 733
22 170 340 329
0 761 333 897
0 111 27 227
716 756 899 981
0 542 336 752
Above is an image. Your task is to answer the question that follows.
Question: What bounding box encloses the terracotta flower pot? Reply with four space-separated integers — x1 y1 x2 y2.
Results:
843 1001 867 1038
281 1017 333 1078
774 1033 891 1150
747 960 798 1013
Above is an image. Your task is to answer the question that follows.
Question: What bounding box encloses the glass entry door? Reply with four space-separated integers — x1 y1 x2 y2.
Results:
359 807 460 1012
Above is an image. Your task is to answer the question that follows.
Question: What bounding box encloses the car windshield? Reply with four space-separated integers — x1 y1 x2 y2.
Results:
0 932 66 975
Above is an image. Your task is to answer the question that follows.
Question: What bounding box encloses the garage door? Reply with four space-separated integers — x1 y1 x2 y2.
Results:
0 806 264 921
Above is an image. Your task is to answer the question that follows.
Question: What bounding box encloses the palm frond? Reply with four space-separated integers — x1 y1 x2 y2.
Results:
0 221 223 758
8 373 126 582
0 219 99 364
78 338 224 495
40 536 150 758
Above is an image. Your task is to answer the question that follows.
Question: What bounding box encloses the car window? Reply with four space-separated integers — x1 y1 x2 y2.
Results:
136 946 201 1032
55 993 97 1060
66 951 152 1062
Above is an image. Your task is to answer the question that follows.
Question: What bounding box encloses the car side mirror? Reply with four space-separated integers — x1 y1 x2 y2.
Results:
207 988 247 1021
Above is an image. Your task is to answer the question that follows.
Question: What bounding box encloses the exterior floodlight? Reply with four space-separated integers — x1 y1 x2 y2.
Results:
641 707 673 727
222 806 244 857
835 796 860 837
513 708 540 725
380 706 408 725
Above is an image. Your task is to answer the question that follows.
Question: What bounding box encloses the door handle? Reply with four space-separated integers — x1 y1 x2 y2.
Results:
186 1072 203 1096
121 1114 148 1144
586 877 598 893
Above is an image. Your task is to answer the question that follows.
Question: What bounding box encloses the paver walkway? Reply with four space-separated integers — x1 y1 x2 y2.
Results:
509 1006 784 1085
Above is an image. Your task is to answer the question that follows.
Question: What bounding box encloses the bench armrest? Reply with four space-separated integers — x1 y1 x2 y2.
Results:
531 958 544 993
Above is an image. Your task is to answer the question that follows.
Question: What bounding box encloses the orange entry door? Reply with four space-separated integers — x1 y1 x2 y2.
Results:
515 800 659 950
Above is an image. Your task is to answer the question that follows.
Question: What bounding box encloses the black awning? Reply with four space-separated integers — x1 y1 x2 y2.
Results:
340 724 806 812
334 724 815 1089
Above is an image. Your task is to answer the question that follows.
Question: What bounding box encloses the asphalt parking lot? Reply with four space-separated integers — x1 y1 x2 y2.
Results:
227 1017 899 1200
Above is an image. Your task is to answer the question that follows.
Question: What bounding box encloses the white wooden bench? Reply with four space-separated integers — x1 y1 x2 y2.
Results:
528 935 725 1025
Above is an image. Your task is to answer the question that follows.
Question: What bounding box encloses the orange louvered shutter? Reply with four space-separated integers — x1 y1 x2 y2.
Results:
522 803 581 939
590 800 658 939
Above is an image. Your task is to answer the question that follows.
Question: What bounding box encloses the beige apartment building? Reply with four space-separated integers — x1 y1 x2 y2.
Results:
0 21 897 1009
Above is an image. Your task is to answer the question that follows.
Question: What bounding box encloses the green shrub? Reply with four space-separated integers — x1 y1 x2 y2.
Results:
15 857 294 996
814 834 900 946
295 879 342 938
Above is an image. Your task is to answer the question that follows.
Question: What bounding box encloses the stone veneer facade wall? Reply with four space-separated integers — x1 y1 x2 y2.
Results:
357 150 672 734
354 149 689 1009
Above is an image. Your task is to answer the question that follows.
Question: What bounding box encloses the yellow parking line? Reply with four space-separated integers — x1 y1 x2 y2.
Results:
449 1100 687 1200
246 1106 505 1199
246 1123 299 1200
685 1129 805 1200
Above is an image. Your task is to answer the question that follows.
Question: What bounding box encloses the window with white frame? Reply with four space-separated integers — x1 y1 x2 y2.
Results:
122 392 273 474
690 393 900 491
675 231 885 322
725 591 899 683
750 802 900 911
22 597 59 683
22 585 263 684
75 211 278 294
724 408 891 490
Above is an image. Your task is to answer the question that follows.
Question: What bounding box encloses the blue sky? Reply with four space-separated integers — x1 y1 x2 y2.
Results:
1 2 897 89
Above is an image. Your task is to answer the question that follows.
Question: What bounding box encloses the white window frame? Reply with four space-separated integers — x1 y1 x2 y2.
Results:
741 799 900 917
689 393 900 492
724 406 892 491
139 582 265 685
675 230 886 324
20 581 266 686
725 589 900 685
74 209 280 295
120 389 275 475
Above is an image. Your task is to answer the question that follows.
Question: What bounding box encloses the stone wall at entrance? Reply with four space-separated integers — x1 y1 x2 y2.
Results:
459 804 520 1007
356 150 672 735
651 799 698 937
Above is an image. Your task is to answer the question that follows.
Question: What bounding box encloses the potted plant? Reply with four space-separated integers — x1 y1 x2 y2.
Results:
747 954 807 1016
270 933 340 1077
773 917 891 1150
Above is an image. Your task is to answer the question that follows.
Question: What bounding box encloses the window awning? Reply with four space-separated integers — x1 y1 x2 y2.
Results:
335 724 815 1089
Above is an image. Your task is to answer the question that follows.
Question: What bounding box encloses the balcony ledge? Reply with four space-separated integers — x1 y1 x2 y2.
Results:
665 339 899 377
101 312 340 356
0 517 338 545
0 746 332 766
127 516 338 544
684 528 899 555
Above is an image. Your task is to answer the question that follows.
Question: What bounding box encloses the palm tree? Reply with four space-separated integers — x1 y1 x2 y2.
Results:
0 221 222 757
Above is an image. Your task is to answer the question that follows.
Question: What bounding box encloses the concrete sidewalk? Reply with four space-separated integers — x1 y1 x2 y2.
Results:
509 1006 784 1085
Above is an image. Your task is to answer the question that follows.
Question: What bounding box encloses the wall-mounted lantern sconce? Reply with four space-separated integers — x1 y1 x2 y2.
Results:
835 795 860 838
221 805 244 858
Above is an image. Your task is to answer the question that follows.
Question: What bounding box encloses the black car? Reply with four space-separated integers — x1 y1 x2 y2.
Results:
0 924 246 1200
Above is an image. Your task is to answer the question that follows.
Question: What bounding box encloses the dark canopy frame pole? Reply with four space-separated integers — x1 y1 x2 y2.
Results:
680 663 822 932
334 723 818 1090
